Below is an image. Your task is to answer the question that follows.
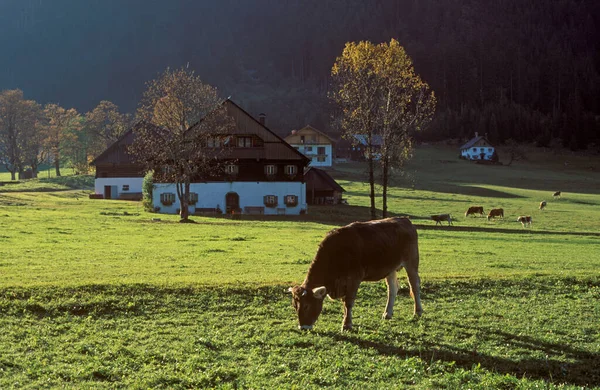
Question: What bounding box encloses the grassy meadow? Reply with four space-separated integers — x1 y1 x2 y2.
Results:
0 145 599 388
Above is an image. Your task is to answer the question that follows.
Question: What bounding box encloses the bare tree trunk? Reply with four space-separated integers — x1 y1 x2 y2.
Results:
178 181 191 222
382 156 389 218
368 154 376 220
54 151 61 177
10 170 16 180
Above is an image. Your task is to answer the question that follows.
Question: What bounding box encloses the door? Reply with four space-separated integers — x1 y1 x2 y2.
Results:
225 192 240 214
104 185 112 199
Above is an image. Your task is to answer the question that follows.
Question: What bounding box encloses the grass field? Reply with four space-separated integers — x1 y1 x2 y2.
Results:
1 146 599 388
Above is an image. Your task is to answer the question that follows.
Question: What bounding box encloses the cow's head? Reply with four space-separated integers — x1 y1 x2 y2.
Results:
288 286 327 330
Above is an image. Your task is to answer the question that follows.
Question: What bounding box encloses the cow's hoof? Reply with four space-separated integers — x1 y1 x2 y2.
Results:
382 313 393 320
341 325 353 332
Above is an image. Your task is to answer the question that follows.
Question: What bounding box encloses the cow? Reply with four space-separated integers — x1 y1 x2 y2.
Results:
465 206 484 217
288 217 422 331
431 214 452 226
487 208 504 221
553 191 561 199
517 215 532 228
539 201 547 210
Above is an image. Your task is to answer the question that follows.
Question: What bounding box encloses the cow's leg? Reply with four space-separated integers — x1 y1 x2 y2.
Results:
383 270 398 319
406 267 423 317
341 281 360 331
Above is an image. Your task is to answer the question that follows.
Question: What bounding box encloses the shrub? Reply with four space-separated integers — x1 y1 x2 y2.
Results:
142 171 154 212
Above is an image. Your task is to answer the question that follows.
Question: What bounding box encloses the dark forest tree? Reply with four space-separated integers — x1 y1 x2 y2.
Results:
131 67 234 222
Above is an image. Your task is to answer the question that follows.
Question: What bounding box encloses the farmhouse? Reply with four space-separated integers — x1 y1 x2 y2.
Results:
284 125 335 167
90 127 145 200
305 167 346 205
91 99 311 215
460 132 495 161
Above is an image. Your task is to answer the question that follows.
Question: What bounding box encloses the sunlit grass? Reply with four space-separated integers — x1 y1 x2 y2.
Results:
0 146 599 388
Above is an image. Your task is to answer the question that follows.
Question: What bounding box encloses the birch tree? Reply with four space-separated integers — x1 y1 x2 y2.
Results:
331 40 435 219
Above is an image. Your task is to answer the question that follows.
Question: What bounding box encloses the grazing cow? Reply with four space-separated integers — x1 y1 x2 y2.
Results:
288 217 422 331
539 201 547 210
487 208 504 221
517 215 532 227
465 206 484 217
431 214 452 226
553 191 561 199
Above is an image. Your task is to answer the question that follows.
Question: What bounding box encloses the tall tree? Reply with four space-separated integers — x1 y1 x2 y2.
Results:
0 89 41 180
85 100 131 156
376 39 435 217
331 40 435 219
331 41 383 219
43 104 80 177
131 67 234 222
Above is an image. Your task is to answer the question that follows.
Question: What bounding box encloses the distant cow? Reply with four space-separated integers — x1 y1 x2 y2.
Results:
465 206 484 217
487 208 504 221
553 191 561 199
517 215 532 228
539 201 547 210
288 217 422 331
431 214 452 226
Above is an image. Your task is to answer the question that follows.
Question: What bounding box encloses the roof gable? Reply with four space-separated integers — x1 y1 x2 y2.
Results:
460 135 494 150
285 125 335 144
305 167 345 192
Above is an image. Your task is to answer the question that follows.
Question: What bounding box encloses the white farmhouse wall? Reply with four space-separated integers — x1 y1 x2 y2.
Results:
95 177 144 197
290 143 332 167
461 146 495 160
153 181 307 215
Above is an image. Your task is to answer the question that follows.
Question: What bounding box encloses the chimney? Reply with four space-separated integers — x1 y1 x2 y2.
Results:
258 113 266 126
475 131 479 138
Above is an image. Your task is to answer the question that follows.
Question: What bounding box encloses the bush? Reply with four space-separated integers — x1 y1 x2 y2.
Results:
142 171 154 212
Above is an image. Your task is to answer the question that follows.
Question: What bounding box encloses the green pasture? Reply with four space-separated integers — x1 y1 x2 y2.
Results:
0 146 599 388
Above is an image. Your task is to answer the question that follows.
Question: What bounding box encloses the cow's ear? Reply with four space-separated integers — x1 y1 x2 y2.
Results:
312 286 327 300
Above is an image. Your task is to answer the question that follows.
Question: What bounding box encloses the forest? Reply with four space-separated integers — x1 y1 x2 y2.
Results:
1 0 599 149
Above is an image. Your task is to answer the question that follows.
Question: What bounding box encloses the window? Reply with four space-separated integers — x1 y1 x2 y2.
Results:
160 193 176 205
317 156 326 162
285 165 297 176
226 164 239 174
284 195 298 207
300 135 305 143
188 192 198 205
207 137 221 148
122 185 129 191
237 136 252 147
317 146 326 155
264 195 278 207
472 147 477 152
265 165 277 175
488 148 492 152
306 146 313 152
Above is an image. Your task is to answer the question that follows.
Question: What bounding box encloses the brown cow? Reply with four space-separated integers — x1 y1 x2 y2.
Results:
539 201 547 210
487 208 504 221
288 217 422 331
517 215 532 227
465 206 484 217
431 214 452 226
553 191 561 199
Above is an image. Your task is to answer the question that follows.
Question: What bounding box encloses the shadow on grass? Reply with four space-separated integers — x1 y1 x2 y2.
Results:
320 328 599 387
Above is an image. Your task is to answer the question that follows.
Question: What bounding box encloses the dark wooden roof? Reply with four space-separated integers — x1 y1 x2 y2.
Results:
90 99 310 166
305 167 345 192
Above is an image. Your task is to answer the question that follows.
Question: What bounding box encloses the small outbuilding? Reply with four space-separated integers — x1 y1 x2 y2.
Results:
460 132 495 161
305 167 346 205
